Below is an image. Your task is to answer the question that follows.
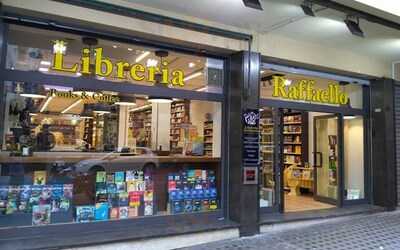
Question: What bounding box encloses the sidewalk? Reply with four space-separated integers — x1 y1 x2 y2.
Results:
178 210 400 250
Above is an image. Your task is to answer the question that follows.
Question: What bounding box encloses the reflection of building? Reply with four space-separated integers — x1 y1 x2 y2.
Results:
0 0 398 249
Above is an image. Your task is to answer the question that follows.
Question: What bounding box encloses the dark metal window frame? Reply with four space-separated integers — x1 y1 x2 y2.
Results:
0 13 231 243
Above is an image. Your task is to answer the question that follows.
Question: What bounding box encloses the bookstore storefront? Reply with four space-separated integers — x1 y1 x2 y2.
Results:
258 63 370 214
0 22 227 241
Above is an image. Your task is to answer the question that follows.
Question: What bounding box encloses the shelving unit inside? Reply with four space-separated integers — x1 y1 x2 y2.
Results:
283 111 308 167
170 100 190 154
203 120 213 156
129 106 152 147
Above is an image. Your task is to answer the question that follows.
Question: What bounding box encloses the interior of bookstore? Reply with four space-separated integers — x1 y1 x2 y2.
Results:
259 69 366 212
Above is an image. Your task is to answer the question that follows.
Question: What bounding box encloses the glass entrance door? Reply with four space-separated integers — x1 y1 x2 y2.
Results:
313 115 339 204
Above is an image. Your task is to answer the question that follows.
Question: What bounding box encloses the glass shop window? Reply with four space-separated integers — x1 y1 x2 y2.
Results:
0 81 222 227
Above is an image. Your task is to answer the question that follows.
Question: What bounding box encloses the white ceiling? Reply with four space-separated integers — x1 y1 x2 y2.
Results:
124 0 400 63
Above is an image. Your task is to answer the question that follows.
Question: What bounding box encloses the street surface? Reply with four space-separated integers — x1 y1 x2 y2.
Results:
179 210 400 250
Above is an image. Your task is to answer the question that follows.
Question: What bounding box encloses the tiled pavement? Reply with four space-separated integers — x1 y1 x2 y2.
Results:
179 210 400 250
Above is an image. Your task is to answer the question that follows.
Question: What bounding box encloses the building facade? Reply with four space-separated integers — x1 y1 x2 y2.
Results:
0 1 397 249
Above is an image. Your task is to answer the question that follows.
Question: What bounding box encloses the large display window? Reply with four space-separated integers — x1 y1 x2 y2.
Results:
0 24 224 228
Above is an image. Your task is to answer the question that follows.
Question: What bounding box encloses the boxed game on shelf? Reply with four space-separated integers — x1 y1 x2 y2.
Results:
167 169 218 214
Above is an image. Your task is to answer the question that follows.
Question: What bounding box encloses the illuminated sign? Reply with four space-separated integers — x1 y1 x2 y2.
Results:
272 76 348 105
51 40 185 86
47 89 119 104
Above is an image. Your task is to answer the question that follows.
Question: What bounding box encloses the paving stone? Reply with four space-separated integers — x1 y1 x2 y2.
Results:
178 211 400 250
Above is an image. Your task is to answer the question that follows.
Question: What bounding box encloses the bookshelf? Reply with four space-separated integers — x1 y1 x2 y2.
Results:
170 100 190 154
283 111 308 168
203 121 213 156
83 118 94 150
130 106 152 147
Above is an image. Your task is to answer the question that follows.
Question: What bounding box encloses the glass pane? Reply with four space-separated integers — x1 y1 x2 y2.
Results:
315 116 338 200
259 107 275 207
344 116 364 200
0 81 221 227
6 24 224 94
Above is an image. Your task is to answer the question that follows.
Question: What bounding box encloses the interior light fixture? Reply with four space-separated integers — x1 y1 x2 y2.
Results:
53 40 67 54
29 113 38 116
112 45 118 49
284 79 293 86
343 115 356 120
188 62 196 68
135 51 151 63
38 67 49 72
344 16 364 37
128 48 133 51
242 0 263 10
183 71 202 82
40 96 53 112
61 99 82 114
129 104 152 112
20 93 47 99
115 95 137 106
147 96 173 103
301 0 315 17
40 61 51 66
146 58 158 67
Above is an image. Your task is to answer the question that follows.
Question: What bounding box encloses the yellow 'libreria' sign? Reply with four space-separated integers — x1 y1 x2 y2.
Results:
272 76 348 105
51 40 185 86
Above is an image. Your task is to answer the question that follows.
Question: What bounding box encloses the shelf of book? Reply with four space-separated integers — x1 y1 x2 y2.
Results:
203 120 213 157
170 100 190 154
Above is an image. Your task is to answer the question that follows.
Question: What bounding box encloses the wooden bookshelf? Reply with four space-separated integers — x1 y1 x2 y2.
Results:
170 100 190 153
282 111 308 168
203 120 213 156
130 106 152 147
83 118 94 150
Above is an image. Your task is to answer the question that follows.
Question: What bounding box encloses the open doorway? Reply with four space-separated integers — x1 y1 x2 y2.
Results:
259 108 339 212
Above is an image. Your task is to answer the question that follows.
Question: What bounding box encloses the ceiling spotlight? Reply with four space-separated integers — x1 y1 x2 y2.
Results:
242 0 263 10
301 1 315 17
147 96 173 103
344 16 364 37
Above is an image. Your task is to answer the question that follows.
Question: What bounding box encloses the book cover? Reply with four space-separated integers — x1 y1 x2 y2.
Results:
95 182 107 195
8 185 20 200
114 171 125 183
40 185 52 204
110 207 119 220
118 192 129 207
210 188 217 198
0 199 7 215
76 206 95 223
193 199 202 212
19 185 31 212
125 171 135 181
168 180 176 191
116 182 126 193
106 183 117 194
184 189 191 199
33 171 47 185
169 190 177 201
128 191 141 207
6 199 17 214
144 201 153 216
96 193 108 203
202 199 209 211
108 193 119 207
143 191 153 202
63 184 73 199
119 206 129 219
51 184 63 212
96 171 107 183
29 185 42 207
32 204 51 226
136 181 145 191
59 197 71 211
95 203 109 221
0 185 8 200
126 181 136 192
209 199 218 210
171 200 183 214
106 173 115 184
184 199 193 213
128 207 138 218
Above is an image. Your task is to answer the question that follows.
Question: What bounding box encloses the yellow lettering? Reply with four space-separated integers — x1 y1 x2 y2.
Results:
130 64 145 81
94 48 112 77
172 70 184 86
272 76 288 98
51 51 78 73
80 48 91 75
116 61 130 79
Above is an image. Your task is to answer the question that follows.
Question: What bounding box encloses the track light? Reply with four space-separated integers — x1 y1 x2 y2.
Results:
344 16 364 37
242 0 263 10
301 1 315 17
